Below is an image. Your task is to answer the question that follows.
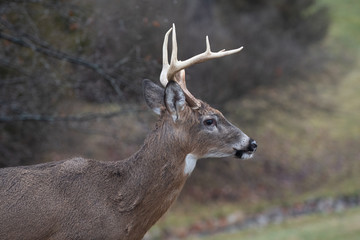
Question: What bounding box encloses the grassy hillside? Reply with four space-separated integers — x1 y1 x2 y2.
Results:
190 207 360 240
149 0 360 238
190 0 360 238
232 0 360 198
319 0 360 49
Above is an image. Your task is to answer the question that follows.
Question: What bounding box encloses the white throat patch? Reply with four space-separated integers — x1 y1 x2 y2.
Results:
184 154 198 175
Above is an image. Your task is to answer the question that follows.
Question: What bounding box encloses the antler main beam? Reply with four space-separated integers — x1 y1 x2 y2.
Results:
160 24 243 108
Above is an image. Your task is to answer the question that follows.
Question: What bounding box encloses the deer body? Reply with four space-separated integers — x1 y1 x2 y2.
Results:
0 129 189 240
0 25 257 240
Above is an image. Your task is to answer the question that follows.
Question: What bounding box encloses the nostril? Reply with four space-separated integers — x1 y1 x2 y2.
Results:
248 139 257 152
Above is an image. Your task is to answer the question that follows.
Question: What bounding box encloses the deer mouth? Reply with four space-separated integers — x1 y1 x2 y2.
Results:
234 149 255 159
234 138 257 159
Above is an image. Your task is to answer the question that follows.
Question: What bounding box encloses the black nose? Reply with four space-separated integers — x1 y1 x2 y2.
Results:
248 139 257 152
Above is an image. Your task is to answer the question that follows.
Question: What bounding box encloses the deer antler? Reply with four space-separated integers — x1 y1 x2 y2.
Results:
160 24 243 109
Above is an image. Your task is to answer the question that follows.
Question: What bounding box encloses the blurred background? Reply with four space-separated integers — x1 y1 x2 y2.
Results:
0 0 359 239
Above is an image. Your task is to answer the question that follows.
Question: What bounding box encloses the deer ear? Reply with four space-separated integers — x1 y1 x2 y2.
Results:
143 79 164 115
165 81 186 122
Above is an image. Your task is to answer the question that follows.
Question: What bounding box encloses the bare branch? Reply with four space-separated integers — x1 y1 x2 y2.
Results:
0 108 143 123
0 30 125 98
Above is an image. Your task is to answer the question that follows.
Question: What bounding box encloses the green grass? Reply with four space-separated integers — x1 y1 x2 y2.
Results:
190 207 360 240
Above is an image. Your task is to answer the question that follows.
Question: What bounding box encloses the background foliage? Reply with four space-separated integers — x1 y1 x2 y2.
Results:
0 0 328 163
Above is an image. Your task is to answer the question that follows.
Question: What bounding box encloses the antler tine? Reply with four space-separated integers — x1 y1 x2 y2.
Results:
160 27 172 87
170 23 178 66
160 23 181 85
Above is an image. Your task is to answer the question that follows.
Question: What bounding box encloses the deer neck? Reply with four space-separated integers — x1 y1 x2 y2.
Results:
130 118 195 181
114 117 195 207
110 118 195 236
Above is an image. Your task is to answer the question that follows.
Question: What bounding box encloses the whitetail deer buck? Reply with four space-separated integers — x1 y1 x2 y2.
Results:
0 24 257 240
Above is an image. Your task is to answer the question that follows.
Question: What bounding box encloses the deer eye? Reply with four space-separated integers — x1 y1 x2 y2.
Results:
203 119 216 126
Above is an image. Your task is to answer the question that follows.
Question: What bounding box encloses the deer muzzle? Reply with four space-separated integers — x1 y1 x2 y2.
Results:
234 138 257 159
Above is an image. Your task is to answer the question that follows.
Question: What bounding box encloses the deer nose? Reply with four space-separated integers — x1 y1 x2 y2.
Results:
248 139 257 152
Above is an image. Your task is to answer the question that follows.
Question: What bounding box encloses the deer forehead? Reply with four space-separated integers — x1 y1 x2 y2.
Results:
193 103 223 118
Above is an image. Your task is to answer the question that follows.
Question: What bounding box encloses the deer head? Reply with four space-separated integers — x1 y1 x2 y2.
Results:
144 24 257 175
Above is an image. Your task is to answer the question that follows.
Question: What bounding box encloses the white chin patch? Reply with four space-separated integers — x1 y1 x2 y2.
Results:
241 153 254 159
184 154 198 175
